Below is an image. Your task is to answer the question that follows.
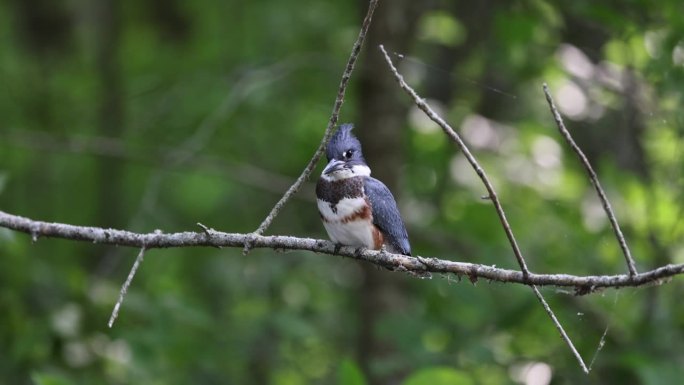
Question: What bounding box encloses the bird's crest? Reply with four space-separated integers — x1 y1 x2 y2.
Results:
326 123 363 161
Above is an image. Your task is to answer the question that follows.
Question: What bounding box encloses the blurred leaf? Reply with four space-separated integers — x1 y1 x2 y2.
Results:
337 359 367 385
418 11 466 47
637 359 683 385
31 372 73 385
0 171 7 194
403 367 473 385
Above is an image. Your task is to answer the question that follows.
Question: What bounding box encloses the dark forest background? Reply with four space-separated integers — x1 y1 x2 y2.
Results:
1 0 683 384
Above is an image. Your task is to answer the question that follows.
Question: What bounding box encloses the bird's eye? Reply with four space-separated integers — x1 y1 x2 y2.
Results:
343 149 354 159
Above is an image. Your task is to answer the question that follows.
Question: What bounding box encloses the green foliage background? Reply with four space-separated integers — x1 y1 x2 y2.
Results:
1 0 683 384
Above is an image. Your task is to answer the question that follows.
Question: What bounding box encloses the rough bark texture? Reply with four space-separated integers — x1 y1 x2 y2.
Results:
1 210 682 290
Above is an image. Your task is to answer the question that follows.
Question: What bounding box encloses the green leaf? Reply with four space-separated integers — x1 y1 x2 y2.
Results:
31 372 73 385
338 359 367 385
418 11 466 47
403 367 473 385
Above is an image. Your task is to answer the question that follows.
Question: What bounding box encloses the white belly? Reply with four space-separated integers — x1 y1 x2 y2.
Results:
317 197 376 248
322 218 376 248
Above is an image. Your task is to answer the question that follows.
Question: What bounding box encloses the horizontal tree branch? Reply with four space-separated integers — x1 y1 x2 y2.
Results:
2 210 681 293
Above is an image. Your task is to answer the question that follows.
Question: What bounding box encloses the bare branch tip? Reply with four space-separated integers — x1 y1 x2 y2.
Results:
532 285 588 373
108 246 147 328
196 222 210 232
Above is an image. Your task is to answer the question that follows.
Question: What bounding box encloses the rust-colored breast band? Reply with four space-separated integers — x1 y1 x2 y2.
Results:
371 226 384 250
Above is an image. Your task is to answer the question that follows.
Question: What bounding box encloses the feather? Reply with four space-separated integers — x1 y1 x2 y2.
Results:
364 177 411 255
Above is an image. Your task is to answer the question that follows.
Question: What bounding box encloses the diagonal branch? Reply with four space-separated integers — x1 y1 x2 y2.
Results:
378 45 530 277
108 246 146 328
1 210 682 290
379 45 587 372
531 285 588 373
248 0 380 246
542 83 637 277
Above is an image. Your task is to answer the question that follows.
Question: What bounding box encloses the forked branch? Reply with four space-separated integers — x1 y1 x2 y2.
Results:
378 44 588 372
542 84 637 277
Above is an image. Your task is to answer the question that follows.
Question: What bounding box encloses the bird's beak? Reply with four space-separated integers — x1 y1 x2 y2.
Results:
323 159 346 175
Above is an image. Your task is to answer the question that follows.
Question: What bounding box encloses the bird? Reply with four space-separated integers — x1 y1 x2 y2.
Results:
316 123 411 256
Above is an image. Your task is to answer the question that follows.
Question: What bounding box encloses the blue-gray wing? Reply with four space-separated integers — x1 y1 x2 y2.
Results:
364 177 411 256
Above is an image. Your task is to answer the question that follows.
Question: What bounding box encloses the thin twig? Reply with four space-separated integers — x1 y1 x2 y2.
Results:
542 83 637 277
379 45 587 371
0 210 682 289
246 0 380 252
378 44 530 277
588 292 619 371
531 286 588 373
108 246 146 328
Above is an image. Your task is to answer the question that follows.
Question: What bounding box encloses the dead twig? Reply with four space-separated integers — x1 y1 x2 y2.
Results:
108 246 146 328
379 45 588 372
246 0 380 254
531 285 588 373
542 83 637 277
379 44 530 277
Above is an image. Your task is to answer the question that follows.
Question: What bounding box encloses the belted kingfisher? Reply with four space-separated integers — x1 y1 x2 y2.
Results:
316 124 411 255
